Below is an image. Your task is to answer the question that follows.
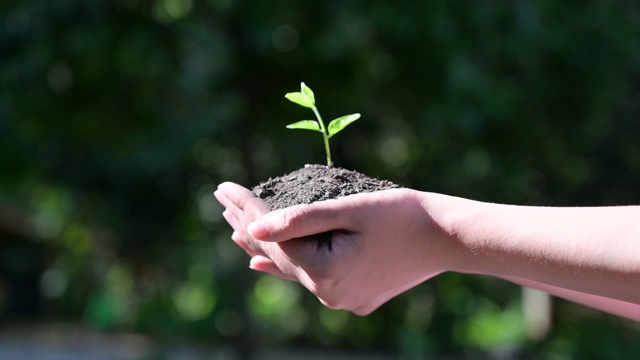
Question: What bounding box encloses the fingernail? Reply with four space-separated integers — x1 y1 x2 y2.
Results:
248 219 268 240
248 257 259 270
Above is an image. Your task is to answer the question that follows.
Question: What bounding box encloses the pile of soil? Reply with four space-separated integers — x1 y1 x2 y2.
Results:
252 164 399 248
253 164 399 211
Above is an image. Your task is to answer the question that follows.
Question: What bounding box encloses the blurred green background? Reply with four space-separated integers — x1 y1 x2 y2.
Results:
1 0 640 359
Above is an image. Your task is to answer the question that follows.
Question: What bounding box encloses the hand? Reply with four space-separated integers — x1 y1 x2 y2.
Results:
215 181 640 320
214 182 461 315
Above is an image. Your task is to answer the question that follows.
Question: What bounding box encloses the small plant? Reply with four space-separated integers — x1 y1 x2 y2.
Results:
285 82 360 167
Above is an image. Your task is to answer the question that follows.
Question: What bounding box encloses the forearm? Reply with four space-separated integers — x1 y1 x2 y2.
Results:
424 192 640 304
501 275 640 321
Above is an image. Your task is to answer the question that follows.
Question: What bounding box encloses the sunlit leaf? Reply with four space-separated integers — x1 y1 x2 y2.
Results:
300 82 315 105
285 92 314 109
327 113 361 138
286 120 322 132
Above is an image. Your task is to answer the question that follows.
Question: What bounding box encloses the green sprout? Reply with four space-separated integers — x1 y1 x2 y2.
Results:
285 82 361 167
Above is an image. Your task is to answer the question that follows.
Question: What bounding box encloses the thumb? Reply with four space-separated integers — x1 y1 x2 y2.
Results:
247 200 353 242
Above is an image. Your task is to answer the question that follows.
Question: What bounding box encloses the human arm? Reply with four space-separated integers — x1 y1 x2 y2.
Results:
499 276 640 321
214 182 640 319
432 194 640 305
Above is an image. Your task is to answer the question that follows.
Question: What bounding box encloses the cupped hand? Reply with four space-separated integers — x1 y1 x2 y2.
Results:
214 182 459 315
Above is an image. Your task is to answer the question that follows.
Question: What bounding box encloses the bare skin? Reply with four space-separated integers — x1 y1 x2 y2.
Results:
214 182 640 320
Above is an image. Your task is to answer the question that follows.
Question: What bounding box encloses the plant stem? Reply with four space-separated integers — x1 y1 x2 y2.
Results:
312 105 333 167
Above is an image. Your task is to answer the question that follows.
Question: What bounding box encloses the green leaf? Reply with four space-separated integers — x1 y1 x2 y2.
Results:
327 113 361 138
300 82 315 105
285 92 314 109
286 120 322 132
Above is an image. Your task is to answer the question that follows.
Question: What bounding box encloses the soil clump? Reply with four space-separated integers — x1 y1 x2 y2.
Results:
253 164 399 210
252 164 399 249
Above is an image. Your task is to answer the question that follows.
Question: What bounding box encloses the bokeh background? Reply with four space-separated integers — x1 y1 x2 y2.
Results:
1 1 640 359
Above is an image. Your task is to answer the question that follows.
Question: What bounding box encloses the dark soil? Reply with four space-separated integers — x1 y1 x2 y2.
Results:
252 164 399 248
253 164 399 210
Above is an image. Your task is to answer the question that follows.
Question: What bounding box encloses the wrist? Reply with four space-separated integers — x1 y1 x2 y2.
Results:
419 191 493 275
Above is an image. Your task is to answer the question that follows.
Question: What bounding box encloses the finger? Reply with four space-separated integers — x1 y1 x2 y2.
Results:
222 210 253 255
247 198 357 242
216 182 270 219
222 196 273 257
219 192 255 231
230 219 272 259
222 206 268 258
249 255 298 282
222 210 240 231
214 188 236 211
231 231 262 257
215 187 251 223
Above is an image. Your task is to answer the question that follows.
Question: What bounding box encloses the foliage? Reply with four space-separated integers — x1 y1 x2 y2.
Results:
285 82 360 166
1 0 640 358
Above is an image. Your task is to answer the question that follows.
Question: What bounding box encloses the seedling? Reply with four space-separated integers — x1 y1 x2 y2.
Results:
285 82 360 167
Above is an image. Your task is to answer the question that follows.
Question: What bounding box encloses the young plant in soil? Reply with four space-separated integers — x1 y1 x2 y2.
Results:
284 82 361 167
252 83 399 248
